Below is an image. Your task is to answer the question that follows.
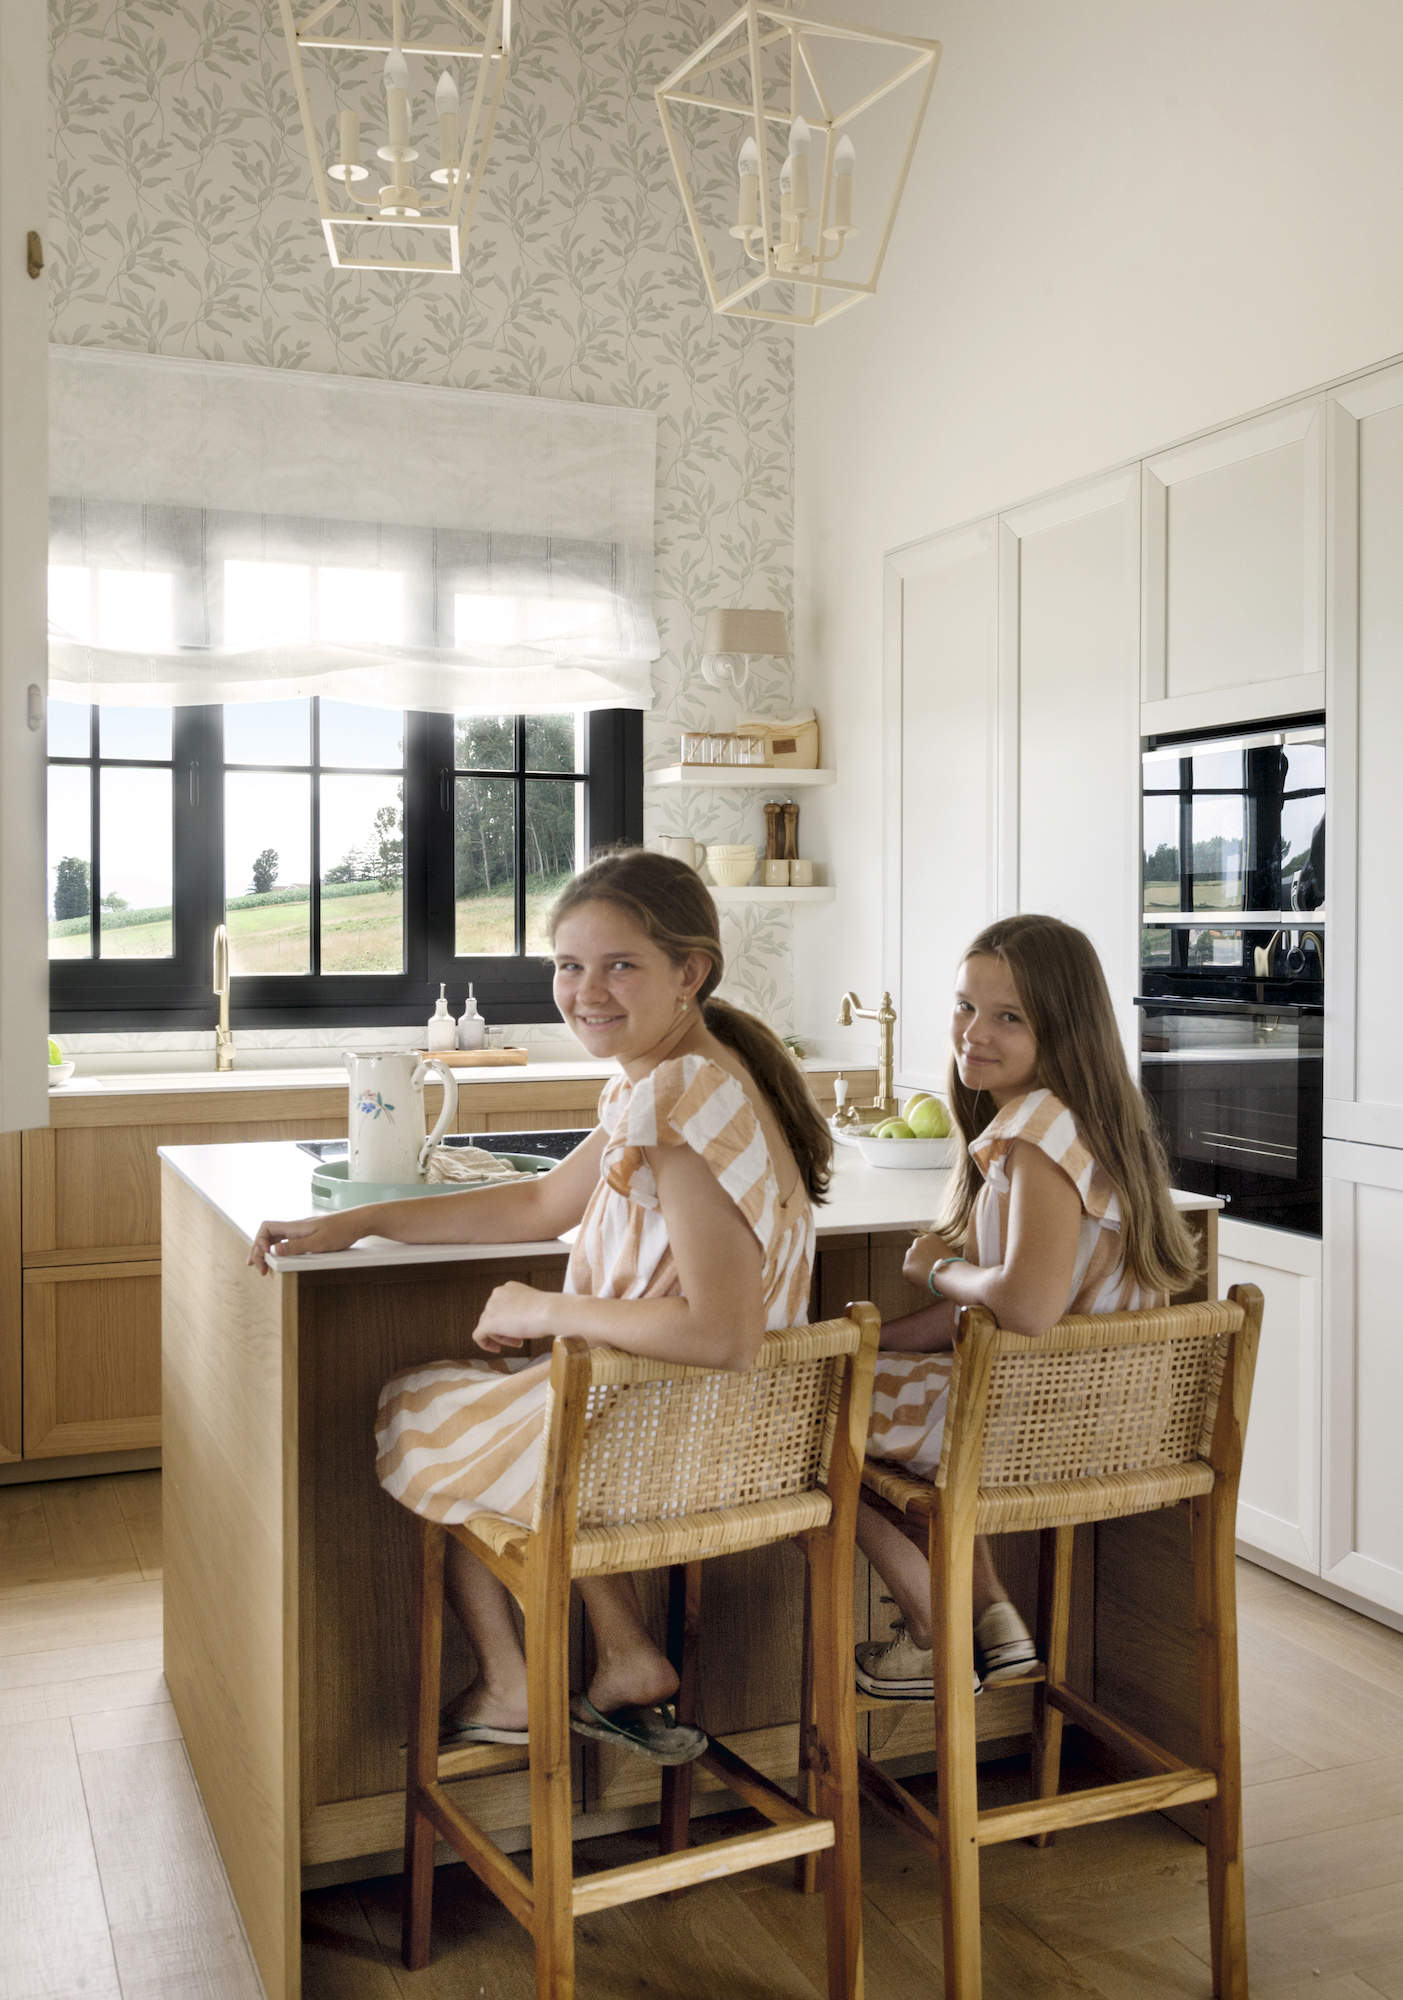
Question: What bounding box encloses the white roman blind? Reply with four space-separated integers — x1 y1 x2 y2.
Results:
47 346 659 712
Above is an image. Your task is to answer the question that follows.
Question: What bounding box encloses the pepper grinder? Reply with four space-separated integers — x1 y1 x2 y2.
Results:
762 800 784 861
781 800 799 861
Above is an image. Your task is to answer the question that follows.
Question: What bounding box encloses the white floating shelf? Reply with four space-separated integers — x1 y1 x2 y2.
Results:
708 886 834 903
647 765 835 788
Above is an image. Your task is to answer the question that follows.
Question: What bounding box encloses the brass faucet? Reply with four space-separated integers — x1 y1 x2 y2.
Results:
213 923 234 1072
836 989 899 1119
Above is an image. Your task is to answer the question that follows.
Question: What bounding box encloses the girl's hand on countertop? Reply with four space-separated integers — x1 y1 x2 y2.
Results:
248 1211 362 1274
473 1281 555 1353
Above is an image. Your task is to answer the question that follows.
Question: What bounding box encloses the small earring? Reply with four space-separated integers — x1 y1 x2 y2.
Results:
678 996 688 1014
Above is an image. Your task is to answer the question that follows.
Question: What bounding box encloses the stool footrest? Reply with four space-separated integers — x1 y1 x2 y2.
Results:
571 1819 834 1918
976 1767 1219 1847
698 1738 813 1827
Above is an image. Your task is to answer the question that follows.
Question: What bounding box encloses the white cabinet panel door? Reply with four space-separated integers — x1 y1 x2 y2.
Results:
884 522 998 1090
1323 364 1403 1144
999 471 1140 1061
1322 1141 1403 1616
1141 401 1325 736
0 0 51 1135
1220 1219 1321 1573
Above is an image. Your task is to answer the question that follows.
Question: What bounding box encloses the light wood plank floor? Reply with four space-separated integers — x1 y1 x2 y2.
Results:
4 1470 1403 1998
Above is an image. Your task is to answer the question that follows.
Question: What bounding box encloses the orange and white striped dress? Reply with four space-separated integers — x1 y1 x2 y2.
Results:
865 1088 1165 1479
374 1054 815 1529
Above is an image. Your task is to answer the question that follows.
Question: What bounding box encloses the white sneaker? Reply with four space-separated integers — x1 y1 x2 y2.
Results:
975 1599 1039 1684
855 1619 981 1699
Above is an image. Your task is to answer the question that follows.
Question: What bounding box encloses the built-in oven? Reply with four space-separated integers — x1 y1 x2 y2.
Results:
1139 717 1325 1237
1136 996 1323 1236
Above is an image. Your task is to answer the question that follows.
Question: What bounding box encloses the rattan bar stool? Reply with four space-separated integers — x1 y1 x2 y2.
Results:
845 1285 1263 2000
399 1305 881 2000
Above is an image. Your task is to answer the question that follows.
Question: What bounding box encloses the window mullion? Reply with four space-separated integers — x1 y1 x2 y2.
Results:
88 706 101 961
310 698 322 977
514 713 527 954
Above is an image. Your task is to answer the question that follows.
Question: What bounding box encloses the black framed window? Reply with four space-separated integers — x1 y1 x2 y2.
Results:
48 700 641 1031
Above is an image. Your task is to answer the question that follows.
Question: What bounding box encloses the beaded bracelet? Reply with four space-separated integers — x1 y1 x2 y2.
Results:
927 1255 967 1298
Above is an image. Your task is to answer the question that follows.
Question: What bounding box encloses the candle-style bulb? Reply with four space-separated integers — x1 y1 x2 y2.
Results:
737 135 760 179
834 134 855 176
383 47 409 92
435 69 459 115
829 132 856 239
787 115 811 216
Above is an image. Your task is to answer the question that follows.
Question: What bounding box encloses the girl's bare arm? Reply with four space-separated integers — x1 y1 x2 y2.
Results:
247 1125 608 1274
472 1140 767 1371
904 1144 1081 1338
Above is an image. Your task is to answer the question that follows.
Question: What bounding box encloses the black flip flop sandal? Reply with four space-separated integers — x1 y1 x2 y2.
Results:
568 1694 707 1766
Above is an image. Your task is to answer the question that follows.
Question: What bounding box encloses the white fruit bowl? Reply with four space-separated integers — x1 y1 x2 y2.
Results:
47 1060 76 1087
854 1133 957 1170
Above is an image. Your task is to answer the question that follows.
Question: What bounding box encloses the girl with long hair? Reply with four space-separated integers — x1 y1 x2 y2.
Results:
857 913 1198 1697
250 849 832 1765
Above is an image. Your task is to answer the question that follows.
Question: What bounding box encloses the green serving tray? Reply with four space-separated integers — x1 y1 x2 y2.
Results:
311 1153 557 1209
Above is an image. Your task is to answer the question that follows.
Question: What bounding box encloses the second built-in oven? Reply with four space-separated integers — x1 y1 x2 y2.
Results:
1136 996 1323 1237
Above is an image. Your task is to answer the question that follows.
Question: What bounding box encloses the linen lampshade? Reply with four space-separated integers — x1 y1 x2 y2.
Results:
701 608 789 658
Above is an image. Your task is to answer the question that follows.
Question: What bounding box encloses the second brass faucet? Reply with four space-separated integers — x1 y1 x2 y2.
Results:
836 989 899 1120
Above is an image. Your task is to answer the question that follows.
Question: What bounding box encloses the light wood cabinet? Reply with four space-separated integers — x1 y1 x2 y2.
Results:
22 1262 162 1458
1220 1219 1321 1573
1140 400 1325 735
1 1134 21 1462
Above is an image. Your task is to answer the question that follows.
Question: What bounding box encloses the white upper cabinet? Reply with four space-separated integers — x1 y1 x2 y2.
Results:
883 521 999 1088
0 0 51 1135
1324 362 1403 1147
998 470 1140 1060
1141 402 1325 736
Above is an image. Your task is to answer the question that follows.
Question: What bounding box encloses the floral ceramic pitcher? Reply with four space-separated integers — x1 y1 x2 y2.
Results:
344 1051 459 1183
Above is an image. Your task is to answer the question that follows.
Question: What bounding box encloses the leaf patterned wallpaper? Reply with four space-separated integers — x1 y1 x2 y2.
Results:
46 0 800 1033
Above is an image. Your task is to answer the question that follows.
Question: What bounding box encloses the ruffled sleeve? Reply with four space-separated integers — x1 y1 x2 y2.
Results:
600 1054 781 1250
969 1087 1121 1226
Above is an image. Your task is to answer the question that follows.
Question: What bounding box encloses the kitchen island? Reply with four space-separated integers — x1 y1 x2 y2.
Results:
159 1139 1219 2000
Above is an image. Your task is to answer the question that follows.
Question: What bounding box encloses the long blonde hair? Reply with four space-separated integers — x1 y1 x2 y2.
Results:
939 914 1198 1295
549 849 833 1201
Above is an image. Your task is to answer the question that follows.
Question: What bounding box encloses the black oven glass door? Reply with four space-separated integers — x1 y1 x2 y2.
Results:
1138 1000 1323 1237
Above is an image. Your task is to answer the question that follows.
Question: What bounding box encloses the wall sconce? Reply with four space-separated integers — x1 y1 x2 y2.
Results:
700 607 789 694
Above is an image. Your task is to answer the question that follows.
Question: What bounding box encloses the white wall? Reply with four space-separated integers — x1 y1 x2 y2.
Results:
794 0 1403 1053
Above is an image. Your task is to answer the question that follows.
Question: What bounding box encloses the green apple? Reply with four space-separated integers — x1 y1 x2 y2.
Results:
873 1118 915 1139
902 1091 934 1118
907 1097 952 1139
47 1036 63 1067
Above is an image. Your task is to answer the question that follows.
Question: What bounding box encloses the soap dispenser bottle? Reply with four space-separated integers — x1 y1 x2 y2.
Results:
426 982 456 1052
456 984 487 1051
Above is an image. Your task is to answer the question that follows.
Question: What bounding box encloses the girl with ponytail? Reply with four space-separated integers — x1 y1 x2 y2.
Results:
251 848 830 1766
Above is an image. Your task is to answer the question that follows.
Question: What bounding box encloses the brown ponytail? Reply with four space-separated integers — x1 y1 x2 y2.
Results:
549 849 834 1202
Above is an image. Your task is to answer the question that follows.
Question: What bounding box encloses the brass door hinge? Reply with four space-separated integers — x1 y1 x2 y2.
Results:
26 231 43 279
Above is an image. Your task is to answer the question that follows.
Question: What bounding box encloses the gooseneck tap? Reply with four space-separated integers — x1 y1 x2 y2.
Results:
213 923 234 1072
836 989 899 1119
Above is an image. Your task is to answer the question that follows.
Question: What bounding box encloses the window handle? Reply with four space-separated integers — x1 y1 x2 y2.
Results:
439 767 451 813
189 758 200 807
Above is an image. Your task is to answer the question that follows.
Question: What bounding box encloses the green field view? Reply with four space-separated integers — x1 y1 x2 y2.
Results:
48 877 568 971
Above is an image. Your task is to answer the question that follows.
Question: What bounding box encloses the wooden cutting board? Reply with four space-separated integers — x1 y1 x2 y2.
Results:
413 1046 530 1066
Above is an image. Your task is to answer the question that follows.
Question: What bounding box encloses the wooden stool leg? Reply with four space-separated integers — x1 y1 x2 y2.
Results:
932 1512 982 1999
660 1561 702 1861
402 1520 446 1972
1029 1524 1074 1848
525 1553 576 1999
1193 1487 1248 2000
807 1527 864 2000
794 1580 821 1894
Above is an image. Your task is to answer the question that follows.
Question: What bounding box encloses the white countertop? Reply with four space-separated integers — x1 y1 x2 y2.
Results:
158 1139 956 1273
159 1137 1220 1276
52 1058 617 1099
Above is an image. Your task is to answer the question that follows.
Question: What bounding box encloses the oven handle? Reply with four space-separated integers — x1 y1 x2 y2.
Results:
1134 995 1323 1017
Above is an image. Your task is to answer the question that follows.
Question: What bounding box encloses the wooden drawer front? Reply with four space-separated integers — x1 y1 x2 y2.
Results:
1 1133 20 1462
23 1263 162 1457
23 1119 337 1256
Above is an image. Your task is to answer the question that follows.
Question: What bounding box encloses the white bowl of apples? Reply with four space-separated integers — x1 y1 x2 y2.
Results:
854 1093 957 1169
47 1037 76 1088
